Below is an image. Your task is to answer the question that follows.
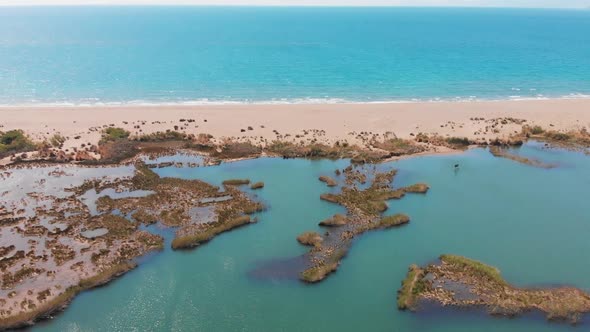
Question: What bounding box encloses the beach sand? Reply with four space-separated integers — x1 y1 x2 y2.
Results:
1 99 589 148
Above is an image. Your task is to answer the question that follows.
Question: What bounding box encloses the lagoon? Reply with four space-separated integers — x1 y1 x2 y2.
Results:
32 143 590 331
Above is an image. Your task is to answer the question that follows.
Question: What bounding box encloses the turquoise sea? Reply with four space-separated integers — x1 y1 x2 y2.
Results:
1 6 590 105
34 143 590 331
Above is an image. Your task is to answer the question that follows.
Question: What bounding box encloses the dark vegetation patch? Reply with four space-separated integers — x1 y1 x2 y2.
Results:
319 214 348 227
488 146 555 168
100 127 130 143
48 134 66 148
397 254 590 324
522 125 590 150
296 232 323 247
135 130 187 142
171 215 253 250
0 263 137 330
299 166 429 283
81 163 264 251
222 179 250 186
318 175 337 187
209 141 262 159
373 138 425 156
266 141 386 163
0 130 36 159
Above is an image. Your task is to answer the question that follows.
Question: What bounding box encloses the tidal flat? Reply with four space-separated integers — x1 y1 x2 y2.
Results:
1 141 590 331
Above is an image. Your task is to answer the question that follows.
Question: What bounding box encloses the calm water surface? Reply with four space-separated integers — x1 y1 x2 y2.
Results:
34 143 590 331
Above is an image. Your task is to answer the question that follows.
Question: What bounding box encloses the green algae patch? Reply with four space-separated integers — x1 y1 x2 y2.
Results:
250 182 264 190
398 254 590 324
222 179 251 186
296 232 323 247
171 215 252 250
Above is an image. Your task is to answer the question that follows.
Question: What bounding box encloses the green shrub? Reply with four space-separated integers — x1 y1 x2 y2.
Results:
48 134 66 147
0 130 36 157
102 127 130 142
530 126 545 135
136 130 185 142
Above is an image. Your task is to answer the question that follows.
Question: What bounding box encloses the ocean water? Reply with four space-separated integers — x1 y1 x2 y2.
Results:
1 6 590 105
34 143 590 331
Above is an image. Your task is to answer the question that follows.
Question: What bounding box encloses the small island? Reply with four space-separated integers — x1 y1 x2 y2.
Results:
298 166 429 283
397 254 590 324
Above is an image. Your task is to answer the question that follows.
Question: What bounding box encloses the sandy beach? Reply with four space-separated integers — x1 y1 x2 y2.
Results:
1 99 589 148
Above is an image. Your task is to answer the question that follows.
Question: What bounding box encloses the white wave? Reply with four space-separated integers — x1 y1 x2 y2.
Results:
2 94 590 108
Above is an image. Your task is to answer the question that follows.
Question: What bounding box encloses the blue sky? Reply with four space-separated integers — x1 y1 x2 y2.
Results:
0 0 588 8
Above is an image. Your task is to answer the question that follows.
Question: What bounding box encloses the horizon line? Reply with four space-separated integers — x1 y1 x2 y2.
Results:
0 4 588 9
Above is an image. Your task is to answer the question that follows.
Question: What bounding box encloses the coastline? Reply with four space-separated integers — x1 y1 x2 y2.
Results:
1 99 589 329
1 99 589 150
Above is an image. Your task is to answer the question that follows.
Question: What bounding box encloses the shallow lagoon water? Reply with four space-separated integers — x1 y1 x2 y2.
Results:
34 143 590 331
80 188 155 216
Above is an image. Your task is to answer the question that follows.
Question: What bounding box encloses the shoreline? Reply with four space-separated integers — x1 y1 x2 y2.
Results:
1 99 589 328
1 95 590 108
1 99 589 150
